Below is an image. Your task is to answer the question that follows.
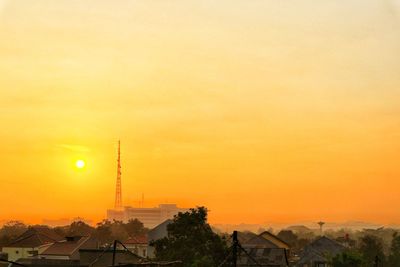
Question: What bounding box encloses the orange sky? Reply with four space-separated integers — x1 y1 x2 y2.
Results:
1 0 400 225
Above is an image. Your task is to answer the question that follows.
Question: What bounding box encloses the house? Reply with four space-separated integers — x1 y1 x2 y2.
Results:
239 231 290 267
146 219 172 258
39 236 98 260
124 235 148 258
1 227 63 261
296 236 346 267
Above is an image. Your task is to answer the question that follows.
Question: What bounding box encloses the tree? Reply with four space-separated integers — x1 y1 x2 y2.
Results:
359 235 386 266
152 207 228 267
67 221 94 236
389 232 400 267
332 250 363 267
277 230 298 247
0 221 27 246
110 220 129 242
124 219 148 237
95 220 113 245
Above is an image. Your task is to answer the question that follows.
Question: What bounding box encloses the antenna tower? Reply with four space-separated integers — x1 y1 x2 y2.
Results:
114 140 122 209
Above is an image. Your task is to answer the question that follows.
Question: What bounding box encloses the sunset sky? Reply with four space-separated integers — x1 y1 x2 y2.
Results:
1 0 400 225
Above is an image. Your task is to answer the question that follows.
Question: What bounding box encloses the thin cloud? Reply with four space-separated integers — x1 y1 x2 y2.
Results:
55 144 90 152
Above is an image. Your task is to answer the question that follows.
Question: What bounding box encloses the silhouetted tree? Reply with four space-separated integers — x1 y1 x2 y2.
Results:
53 225 69 237
124 219 148 237
389 232 400 267
67 220 94 236
277 230 298 247
0 221 27 246
332 250 363 267
359 235 386 266
110 220 129 242
152 207 228 267
95 220 113 244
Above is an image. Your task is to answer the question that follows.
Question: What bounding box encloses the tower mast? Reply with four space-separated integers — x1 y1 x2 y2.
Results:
115 140 122 209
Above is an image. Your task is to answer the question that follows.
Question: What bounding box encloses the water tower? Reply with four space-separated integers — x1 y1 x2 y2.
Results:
317 221 325 236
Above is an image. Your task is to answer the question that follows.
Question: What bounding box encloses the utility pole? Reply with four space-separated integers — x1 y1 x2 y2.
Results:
112 240 117 267
233 231 238 267
374 255 380 267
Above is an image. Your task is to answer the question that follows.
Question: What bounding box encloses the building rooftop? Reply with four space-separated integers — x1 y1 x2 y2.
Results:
6 227 63 248
242 231 290 250
297 236 346 265
41 236 92 257
124 235 148 245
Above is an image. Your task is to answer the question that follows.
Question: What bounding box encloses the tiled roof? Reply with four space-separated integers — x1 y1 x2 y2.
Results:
242 235 280 248
41 236 91 256
125 235 148 245
242 231 290 249
259 231 290 249
7 227 63 248
239 248 288 266
297 236 346 265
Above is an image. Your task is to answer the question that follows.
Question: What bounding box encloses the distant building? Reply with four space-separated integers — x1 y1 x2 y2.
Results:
107 204 187 228
39 236 98 260
296 236 346 267
1 227 63 261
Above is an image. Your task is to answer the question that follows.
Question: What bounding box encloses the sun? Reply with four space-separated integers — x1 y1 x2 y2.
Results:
75 159 85 169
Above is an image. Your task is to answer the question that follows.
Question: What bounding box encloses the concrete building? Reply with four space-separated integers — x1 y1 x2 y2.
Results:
107 204 187 228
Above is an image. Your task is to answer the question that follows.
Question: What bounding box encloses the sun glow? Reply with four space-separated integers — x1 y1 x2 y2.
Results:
75 159 85 169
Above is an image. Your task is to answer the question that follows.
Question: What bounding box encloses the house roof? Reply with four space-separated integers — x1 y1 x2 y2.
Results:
6 227 63 248
306 236 345 255
258 231 290 249
242 235 281 249
125 235 148 245
239 248 289 266
236 231 258 244
41 236 91 256
297 236 346 264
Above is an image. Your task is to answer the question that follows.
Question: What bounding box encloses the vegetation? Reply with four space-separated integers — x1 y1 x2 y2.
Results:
0 221 27 247
152 207 229 267
359 235 386 266
389 232 400 267
332 250 363 267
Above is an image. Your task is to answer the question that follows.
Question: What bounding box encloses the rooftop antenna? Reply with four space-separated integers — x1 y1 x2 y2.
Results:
141 193 144 208
114 140 122 209
318 221 325 236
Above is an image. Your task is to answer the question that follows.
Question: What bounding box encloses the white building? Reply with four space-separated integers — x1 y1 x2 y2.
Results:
107 204 187 228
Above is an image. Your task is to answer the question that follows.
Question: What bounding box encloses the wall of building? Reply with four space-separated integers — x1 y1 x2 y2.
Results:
2 247 35 261
107 204 187 228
